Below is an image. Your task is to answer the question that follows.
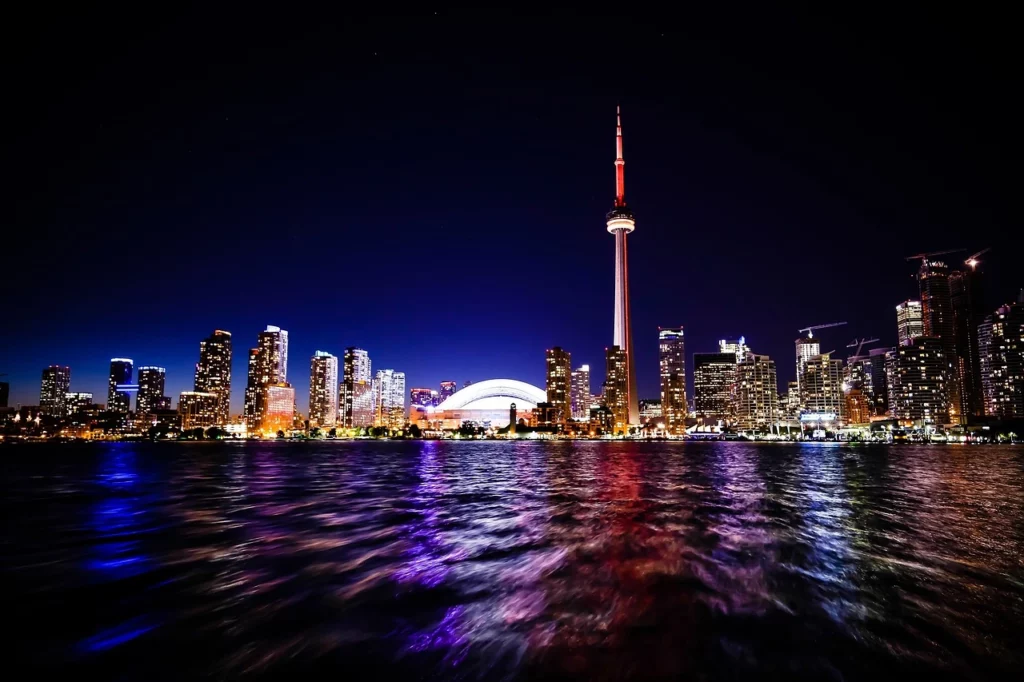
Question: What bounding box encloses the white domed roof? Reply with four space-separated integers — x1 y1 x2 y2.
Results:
435 379 546 411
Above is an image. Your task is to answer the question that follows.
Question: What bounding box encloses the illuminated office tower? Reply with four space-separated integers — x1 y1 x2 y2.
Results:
605 107 639 425
896 300 923 347
373 369 406 431
604 346 629 433
570 365 591 420
178 391 219 430
918 260 961 423
978 301 1024 418
136 366 167 418
800 353 844 419
951 267 986 418
193 330 232 425
39 365 71 416
64 392 93 417
107 358 133 413
309 351 339 427
869 347 893 415
340 347 373 428
410 387 434 408
735 354 778 431
243 325 289 432
439 381 457 403
545 347 572 423
888 337 949 425
693 352 736 422
263 384 296 435
658 327 687 434
719 336 749 363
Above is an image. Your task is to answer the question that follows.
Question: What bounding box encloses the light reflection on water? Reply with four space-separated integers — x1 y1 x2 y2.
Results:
2 441 1024 680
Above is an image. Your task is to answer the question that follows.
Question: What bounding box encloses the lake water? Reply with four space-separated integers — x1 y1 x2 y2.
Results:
2 441 1023 680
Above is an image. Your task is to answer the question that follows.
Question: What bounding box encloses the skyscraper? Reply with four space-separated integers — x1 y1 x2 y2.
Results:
869 347 893 415
978 301 1024 419
794 336 820 398
950 267 986 418
735 354 778 431
604 346 629 433
719 337 749 363
309 351 339 427
39 365 71 416
263 384 296 435
570 365 591 420
800 353 844 419
178 391 219 430
693 352 736 423
605 107 639 425
136 366 167 418
107 358 133 413
340 347 373 428
193 330 232 426
658 327 687 434
243 325 289 433
545 346 572 423
64 392 93 417
918 260 961 423
410 387 434 408
896 300 923 347
888 337 949 425
373 369 406 431
439 380 457 403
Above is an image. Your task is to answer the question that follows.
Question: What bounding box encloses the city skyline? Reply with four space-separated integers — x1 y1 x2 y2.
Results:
3 10 1016 413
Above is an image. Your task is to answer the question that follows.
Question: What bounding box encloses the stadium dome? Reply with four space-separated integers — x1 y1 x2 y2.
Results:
435 379 546 412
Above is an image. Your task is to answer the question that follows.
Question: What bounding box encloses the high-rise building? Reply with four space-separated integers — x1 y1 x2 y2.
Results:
309 351 339 427
570 365 591 420
439 381 457 403
719 337 750 363
794 337 820 397
658 327 687 434
800 353 844 419
40 365 71 416
340 347 373 428
639 399 663 422
844 388 873 425
917 260 962 424
896 300 923 347
887 337 949 425
978 301 1024 419
107 358 133 413
735 354 777 430
605 107 639 425
693 352 736 422
604 346 629 432
136 366 167 418
243 325 289 433
545 347 572 423
64 392 93 417
178 391 220 430
868 347 893 415
373 369 406 431
410 387 434 408
193 330 232 426
950 267 986 418
781 381 801 420
263 384 296 435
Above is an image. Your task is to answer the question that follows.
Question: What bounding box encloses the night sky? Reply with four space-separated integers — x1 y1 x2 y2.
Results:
4 7 1018 413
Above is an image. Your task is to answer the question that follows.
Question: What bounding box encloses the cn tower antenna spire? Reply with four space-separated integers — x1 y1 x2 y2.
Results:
615 104 626 207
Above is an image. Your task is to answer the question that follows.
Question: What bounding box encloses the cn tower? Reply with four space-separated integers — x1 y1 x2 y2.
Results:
606 106 639 424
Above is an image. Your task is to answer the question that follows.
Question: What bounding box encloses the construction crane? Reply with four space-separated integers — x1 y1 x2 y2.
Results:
797 322 847 339
846 337 880 359
965 247 992 270
905 248 964 263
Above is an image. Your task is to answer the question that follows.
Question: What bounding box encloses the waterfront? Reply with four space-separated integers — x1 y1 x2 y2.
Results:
3 441 1023 680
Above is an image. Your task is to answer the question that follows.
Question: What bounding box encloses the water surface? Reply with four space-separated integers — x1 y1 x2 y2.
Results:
3 441 1023 680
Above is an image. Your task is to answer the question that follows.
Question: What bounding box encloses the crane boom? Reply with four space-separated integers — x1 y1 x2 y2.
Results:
797 321 847 338
905 248 964 262
846 337 880 359
965 247 991 269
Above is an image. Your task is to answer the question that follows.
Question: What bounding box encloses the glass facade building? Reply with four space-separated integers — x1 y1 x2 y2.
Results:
545 347 572 424
107 358 133 413
658 327 686 434
194 330 232 426
40 365 71 416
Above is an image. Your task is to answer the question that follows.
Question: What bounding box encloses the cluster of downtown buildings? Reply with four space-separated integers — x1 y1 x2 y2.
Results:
4 109 1022 440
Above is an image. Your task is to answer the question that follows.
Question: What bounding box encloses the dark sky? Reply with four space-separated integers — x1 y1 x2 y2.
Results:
3 6 1018 412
